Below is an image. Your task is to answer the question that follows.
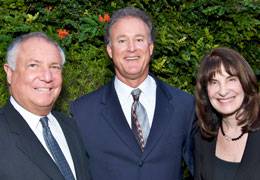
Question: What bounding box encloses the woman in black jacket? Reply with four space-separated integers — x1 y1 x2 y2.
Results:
194 47 260 180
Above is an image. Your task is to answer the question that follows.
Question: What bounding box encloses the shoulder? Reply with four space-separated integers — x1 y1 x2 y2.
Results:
0 107 4 117
156 78 195 103
0 107 6 125
195 130 215 150
248 129 260 142
72 81 111 107
0 104 13 135
52 110 69 120
0 103 12 122
52 111 76 126
70 81 114 116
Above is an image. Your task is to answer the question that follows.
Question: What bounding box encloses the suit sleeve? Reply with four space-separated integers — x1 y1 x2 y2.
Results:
182 98 197 176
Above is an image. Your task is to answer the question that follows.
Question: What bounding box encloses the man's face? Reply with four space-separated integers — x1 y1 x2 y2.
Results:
106 16 154 87
4 37 63 116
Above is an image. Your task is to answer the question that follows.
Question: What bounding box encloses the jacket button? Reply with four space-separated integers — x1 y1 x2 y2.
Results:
138 161 143 167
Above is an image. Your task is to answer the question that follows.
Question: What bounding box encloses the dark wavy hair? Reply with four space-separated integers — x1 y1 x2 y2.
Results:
104 7 155 45
195 47 260 138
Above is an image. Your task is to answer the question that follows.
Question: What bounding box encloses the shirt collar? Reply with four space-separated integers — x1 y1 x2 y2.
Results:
10 96 52 130
114 75 154 99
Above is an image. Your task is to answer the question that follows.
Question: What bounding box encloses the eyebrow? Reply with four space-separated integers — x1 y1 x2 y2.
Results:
210 74 236 80
116 34 146 38
116 35 127 39
135 34 145 37
28 59 62 66
28 59 41 63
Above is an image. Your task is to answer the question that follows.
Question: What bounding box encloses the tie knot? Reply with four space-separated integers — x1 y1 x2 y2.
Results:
40 116 49 128
131 88 141 101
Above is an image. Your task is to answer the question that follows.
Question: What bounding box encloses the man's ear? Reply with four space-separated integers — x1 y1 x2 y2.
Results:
3 64 13 84
106 44 113 59
149 42 154 56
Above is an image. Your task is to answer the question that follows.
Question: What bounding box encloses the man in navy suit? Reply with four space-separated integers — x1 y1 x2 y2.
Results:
0 32 90 180
71 7 195 180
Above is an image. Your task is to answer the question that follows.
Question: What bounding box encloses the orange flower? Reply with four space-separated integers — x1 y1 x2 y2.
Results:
56 29 69 39
98 15 104 22
103 13 110 22
98 13 110 23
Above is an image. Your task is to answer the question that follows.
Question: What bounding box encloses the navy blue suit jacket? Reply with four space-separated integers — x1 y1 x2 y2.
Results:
0 101 90 180
70 77 196 180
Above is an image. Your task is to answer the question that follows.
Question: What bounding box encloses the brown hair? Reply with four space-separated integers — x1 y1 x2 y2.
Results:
195 47 260 138
104 7 155 45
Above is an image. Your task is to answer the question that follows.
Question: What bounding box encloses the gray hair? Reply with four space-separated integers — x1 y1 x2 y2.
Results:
104 7 155 45
6 32 65 70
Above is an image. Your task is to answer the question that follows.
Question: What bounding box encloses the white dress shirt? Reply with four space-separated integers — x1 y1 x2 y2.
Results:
114 75 157 128
10 97 77 179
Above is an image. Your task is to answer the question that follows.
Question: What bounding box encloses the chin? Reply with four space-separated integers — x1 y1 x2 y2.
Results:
221 110 240 117
34 99 55 107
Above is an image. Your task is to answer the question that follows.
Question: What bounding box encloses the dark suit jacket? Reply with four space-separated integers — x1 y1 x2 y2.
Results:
0 101 90 180
70 77 196 180
195 130 260 180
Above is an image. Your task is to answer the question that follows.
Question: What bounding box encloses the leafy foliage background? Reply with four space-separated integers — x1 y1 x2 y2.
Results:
0 0 259 110
0 0 259 178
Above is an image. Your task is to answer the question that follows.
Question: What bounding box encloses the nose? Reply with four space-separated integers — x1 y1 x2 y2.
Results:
218 84 229 97
127 40 136 52
40 68 53 82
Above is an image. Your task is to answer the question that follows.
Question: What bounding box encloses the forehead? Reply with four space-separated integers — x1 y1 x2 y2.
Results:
19 37 57 51
212 65 231 78
206 62 238 81
110 16 150 37
17 37 62 63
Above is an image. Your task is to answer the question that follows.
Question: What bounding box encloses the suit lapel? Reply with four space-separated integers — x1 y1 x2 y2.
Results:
101 78 176 157
55 112 84 180
4 102 63 180
142 81 172 157
101 80 142 156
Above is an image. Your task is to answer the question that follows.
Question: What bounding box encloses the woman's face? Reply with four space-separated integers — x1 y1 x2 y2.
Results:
207 65 245 119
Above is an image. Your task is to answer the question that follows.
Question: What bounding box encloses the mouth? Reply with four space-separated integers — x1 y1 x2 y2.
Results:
125 56 140 61
35 87 52 92
217 96 235 103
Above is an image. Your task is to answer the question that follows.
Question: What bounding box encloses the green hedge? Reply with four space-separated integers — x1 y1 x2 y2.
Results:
0 0 259 179
0 0 259 110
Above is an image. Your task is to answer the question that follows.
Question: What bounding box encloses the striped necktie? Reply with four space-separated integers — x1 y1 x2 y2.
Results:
131 88 150 151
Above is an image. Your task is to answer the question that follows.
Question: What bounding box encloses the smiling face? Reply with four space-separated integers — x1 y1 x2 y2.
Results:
106 16 154 87
4 37 63 116
207 65 245 119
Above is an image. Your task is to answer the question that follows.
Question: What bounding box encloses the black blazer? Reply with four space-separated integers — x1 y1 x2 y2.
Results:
0 101 90 180
195 130 260 180
70 77 196 180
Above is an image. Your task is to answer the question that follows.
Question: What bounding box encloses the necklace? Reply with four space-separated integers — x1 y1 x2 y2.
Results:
220 123 244 141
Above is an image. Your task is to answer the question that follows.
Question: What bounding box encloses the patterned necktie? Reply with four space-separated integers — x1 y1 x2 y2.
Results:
40 117 75 180
131 88 150 151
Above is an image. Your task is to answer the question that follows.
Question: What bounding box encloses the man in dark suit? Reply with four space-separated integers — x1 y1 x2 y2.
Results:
71 7 195 180
0 32 90 180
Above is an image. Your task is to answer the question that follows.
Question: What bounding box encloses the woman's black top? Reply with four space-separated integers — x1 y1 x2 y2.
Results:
213 156 240 180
